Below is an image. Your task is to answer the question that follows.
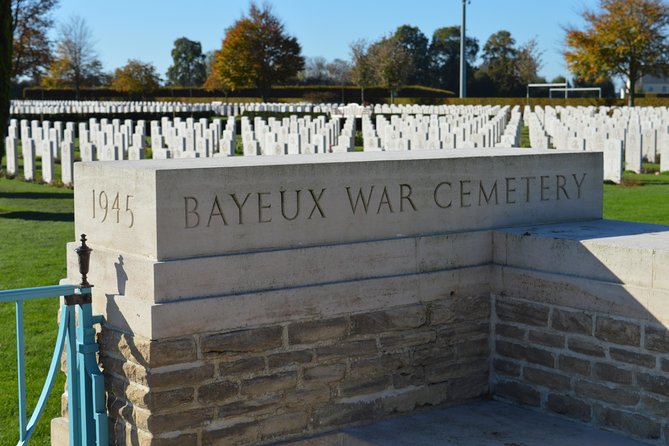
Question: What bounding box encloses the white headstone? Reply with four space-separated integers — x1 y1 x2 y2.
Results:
23 140 36 181
5 137 18 176
603 139 623 184
61 140 74 186
625 133 643 174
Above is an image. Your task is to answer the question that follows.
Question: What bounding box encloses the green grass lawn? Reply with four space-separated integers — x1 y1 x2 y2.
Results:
0 178 73 446
0 162 667 444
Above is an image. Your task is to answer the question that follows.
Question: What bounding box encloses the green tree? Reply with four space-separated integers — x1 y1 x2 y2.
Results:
166 37 206 87
478 30 521 96
367 36 414 103
393 25 430 85
429 26 479 91
2 0 13 162
111 59 160 95
565 0 669 106
207 2 304 101
41 16 104 96
11 0 57 81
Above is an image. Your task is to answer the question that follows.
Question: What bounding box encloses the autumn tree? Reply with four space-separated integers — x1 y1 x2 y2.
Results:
2 0 12 162
367 36 414 103
207 3 304 101
429 26 479 91
565 0 669 106
11 0 58 81
515 38 544 86
111 59 160 95
41 16 104 96
166 37 206 87
349 39 375 102
393 25 430 85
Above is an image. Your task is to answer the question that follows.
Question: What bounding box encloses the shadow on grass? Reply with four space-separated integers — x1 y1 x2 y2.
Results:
0 211 74 222
0 192 72 199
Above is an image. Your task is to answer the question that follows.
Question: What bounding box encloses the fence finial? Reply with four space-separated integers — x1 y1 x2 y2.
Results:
75 234 92 288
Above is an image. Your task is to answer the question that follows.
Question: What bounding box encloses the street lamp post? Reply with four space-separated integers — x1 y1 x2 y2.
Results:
460 0 469 98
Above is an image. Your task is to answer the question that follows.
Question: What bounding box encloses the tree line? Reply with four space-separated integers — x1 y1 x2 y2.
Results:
6 0 669 103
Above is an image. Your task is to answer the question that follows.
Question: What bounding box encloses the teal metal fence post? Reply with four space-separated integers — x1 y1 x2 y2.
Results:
63 234 108 446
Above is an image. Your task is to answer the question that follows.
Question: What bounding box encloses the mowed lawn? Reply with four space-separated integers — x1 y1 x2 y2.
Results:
0 178 73 446
0 168 667 444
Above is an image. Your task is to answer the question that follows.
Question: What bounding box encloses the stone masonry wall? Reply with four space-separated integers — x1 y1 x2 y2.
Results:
98 296 490 445
492 294 669 444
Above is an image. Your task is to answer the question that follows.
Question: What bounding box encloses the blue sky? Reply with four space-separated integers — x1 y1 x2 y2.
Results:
50 0 598 83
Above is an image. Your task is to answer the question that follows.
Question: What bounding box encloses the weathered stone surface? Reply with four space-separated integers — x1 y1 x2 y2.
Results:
454 338 489 359
494 359 521 377
201 326 283 357
637 372 669 398
218 394 281 419
523 367 570 391
350 304 426 335
430 295 490 325
546 393 591 422
425 359 488 384
551 309 592 336
315 340 378 360
567 338 605 357
218 357 266 376
495 340 554 368
495 299 549 327
198 380 239 404
528 330 565 348
202 420 259 446
494 380 540 406
495 324 525 340
379 330 436 352
313 402 375 427
595 407 661 440
575 380 639 406
241 371 298 397
558 355 591 376
641 396 669 419
645 326 669 353
448 372 489 401
337 375 392 397
303 363 346 383
350 354 410 376
100 330 198 368
593 363 633 385
151 387 194 410
147 407 213 433
148 363 215 389
287 317 348 345
609 347 656 368
259 412 309 439
267 350 313 369
595 317 640 347
284 385 331 408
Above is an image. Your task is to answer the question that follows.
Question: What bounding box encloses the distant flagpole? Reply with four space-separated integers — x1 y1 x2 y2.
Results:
460 0 469 98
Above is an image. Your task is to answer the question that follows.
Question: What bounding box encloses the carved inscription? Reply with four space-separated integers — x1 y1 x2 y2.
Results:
182 172 588 229
92 190 134 228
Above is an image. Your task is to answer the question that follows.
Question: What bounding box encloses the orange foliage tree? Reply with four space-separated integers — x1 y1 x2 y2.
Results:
206 3 304 101
564 0 669 106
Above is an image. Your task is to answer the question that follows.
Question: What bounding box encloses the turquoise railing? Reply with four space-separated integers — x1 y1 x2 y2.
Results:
0 235 108 446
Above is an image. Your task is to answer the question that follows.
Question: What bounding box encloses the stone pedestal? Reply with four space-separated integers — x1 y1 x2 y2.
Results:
53 150 606 445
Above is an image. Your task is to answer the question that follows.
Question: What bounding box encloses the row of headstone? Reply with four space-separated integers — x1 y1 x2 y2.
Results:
240 115 349 155
525 105 669 183
362 106 516 151
10 100 217 116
